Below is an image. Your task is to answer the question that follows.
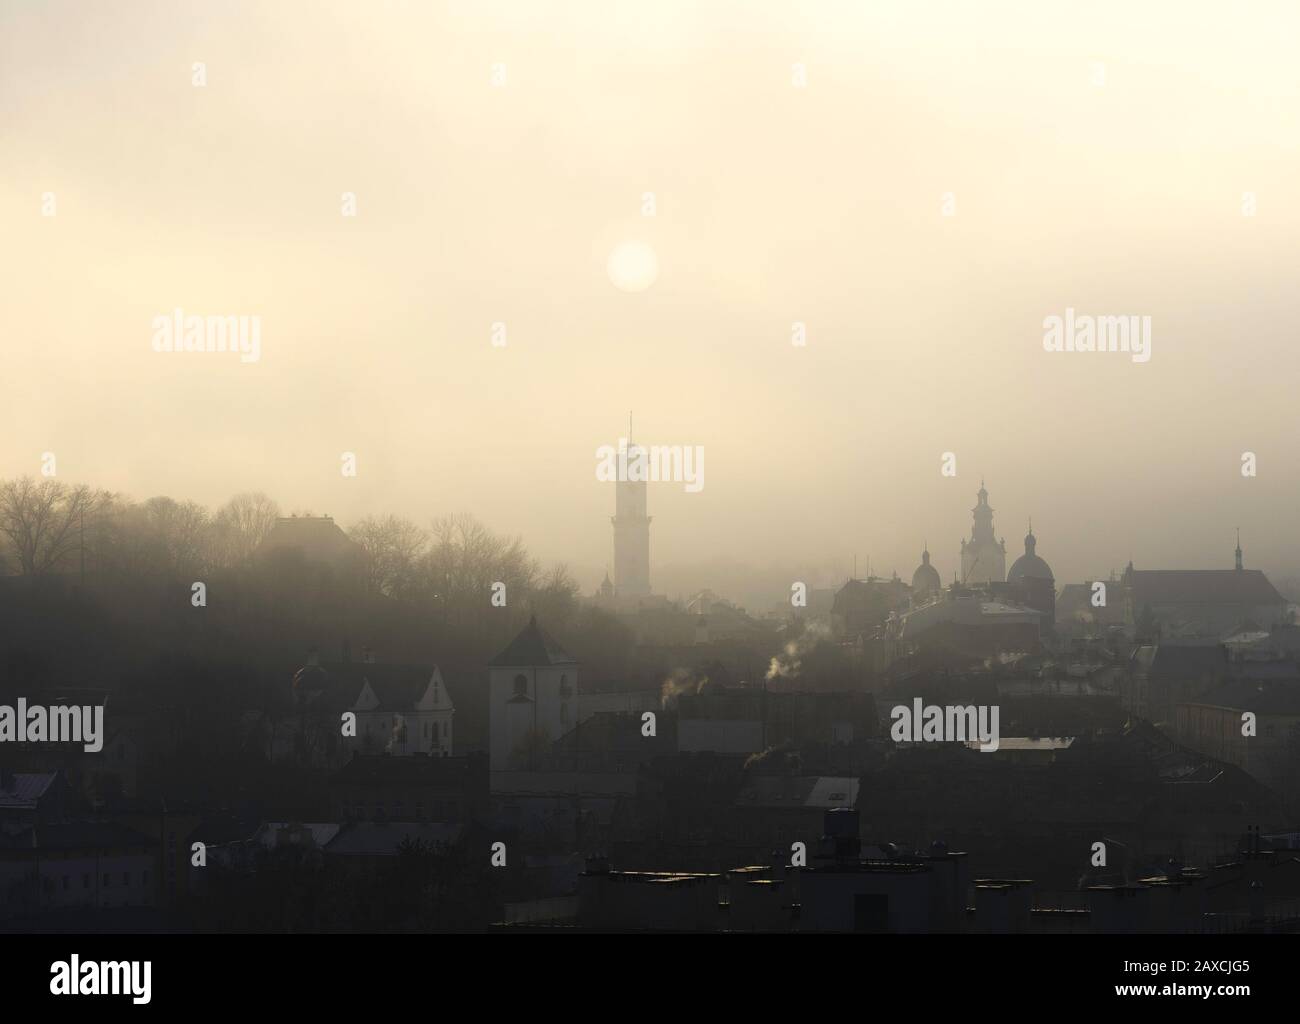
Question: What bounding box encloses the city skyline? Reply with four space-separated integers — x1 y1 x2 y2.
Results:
5 1 1300 589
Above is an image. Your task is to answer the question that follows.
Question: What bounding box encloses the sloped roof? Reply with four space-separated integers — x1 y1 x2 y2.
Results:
899 597 1040 637
1129 569 1285 606
489 616 576 667
735 776 859 809
0 821 154 852
324 821 463 856
0 771 59 809
254 822 341 849
1185 681 1300 715
294 662 442 711
552 711 671 755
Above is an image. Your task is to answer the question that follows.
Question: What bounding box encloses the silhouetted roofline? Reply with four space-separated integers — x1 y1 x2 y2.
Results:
489 615 577 667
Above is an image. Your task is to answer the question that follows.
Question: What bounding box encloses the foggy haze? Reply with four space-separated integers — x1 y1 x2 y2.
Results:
4 0 1299 606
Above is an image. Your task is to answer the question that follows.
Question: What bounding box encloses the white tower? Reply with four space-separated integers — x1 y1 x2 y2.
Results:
488 617 578 780
612 424 651 597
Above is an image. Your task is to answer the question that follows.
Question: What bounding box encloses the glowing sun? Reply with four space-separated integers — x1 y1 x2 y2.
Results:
606 240 659 292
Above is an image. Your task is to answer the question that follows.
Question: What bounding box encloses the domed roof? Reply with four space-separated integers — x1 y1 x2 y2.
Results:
911 548 942 592
1008 532 1053 582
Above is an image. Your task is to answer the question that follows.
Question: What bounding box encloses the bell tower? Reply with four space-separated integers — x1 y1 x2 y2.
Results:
960 479 1007 583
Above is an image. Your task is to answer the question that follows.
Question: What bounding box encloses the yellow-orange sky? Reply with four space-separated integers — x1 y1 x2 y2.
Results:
3 0 1299 597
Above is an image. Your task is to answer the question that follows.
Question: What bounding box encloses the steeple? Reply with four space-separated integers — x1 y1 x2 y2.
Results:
1235 528 1243 571
961 480 1007 583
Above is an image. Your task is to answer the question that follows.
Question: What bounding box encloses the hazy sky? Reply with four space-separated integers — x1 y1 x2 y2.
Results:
4 0 1299 599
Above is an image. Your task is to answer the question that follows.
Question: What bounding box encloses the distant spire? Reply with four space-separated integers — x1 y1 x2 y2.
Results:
1235 528 1243 571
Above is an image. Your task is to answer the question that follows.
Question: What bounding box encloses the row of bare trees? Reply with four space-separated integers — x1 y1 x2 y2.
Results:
0 477 580 627
349 511 579 627
0 477 280 579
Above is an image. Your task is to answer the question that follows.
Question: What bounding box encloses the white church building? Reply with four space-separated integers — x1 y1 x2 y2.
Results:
488 616 578 780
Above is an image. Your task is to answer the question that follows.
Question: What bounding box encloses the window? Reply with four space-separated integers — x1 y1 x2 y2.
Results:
513 674 528 697
83 874 90 889
103 874 110 887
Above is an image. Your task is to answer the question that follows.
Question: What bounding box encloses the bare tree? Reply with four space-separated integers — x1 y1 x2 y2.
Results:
530 563 580 630
0 477 112 576
350 515 428 597
211 491 281 567
419 513 538 624
143 496 212 576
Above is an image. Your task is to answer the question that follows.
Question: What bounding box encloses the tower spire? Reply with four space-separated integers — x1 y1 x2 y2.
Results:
1235 528 1243 571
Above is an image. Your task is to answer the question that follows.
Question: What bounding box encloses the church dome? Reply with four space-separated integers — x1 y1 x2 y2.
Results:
1008 531 1053 582
911 548 942 593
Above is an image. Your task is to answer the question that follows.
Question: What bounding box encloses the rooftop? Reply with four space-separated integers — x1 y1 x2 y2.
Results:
1127 568 1285 607
489 616 577 667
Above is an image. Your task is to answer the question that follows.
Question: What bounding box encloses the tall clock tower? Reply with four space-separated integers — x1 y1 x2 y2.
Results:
612 435 651 597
